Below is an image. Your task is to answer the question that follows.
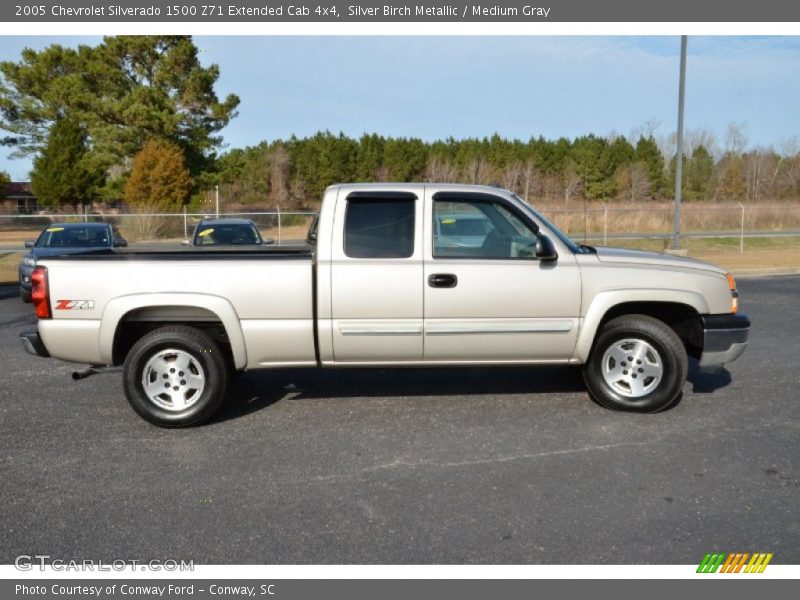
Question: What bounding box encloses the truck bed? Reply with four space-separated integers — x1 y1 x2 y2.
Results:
36 245 317 369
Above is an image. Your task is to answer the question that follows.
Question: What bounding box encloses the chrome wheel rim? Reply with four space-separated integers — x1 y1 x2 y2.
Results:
601 338 663 398
141 348 205 411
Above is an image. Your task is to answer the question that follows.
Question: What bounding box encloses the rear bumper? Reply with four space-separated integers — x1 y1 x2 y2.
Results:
20 329 50 358
698 313 750 367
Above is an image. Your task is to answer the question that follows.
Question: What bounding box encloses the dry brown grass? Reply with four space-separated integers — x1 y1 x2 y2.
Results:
0 252 20 284
609 236 800 273
536 201 800 237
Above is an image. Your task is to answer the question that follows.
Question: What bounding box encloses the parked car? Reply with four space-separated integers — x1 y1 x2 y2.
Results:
185 218 272 246
20 184 749 427
434 211 493 251
18 222 127 302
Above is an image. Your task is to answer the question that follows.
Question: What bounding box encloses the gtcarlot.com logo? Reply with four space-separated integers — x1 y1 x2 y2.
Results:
14 554 193 572
697 552 773 573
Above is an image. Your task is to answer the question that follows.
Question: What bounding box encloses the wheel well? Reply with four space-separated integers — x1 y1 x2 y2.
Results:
112 306 235 368
598 301 703 359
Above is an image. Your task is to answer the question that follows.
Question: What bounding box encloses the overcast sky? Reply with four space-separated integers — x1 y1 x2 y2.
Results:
1 35 799 180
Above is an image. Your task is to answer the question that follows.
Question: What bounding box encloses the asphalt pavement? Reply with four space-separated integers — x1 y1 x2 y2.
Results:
0 277 798 564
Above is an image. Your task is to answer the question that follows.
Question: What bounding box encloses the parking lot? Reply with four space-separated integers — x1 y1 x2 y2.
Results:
1 276 798 564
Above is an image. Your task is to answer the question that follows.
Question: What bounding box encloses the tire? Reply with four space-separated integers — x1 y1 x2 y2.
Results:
583 314 687 413
20 289 32 303
122 325 229 427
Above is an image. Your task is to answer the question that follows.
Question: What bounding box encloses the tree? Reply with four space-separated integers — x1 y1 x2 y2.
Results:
1 36 240 185
124 139 192 211
685 145 715 200
0 170 9 199
615 162 651 201
268 145 291 205
30 118 101 210
634 136 665 197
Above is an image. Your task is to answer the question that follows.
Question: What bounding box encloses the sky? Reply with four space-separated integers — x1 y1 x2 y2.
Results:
1 35 799 180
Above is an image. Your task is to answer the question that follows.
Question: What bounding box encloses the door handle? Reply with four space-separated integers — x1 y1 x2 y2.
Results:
428 273 458 288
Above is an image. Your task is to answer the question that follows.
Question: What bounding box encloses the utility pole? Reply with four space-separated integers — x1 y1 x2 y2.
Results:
215 185 220 218
672 35 687 251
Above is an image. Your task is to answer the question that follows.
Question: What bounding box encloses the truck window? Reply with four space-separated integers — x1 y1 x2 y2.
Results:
433 199 537 259
344 198 415 258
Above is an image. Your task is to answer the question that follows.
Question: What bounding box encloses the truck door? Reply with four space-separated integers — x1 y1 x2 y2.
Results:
329 190 423 363
423 190 582 362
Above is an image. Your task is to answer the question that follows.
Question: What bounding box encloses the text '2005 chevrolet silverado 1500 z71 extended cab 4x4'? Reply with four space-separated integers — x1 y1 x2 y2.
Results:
20 184 750 427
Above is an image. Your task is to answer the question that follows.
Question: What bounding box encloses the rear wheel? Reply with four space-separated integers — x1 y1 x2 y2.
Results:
122 326 229 427
583 314 687 413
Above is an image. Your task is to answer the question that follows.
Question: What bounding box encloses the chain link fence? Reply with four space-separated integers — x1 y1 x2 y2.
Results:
538 204 800 253
0 210 317 248
1 205 800 252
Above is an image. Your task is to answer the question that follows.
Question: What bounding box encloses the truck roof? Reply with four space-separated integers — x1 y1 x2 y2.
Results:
327 182 513 196
197 218 256 226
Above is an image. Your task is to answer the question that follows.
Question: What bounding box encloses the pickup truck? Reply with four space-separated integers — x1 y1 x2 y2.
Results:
20 183 750 427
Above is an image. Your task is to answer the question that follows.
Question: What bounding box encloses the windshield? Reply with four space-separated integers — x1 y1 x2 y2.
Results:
513 195 590 254
195 223 262 245
36 225 112 248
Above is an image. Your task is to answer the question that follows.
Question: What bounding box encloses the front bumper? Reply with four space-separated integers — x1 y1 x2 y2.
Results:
20 329 50 358
698 313 750 367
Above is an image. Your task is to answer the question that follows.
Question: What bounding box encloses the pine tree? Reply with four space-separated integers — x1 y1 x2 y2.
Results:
686 145 715 200
634 136 665 197
31 118 101 210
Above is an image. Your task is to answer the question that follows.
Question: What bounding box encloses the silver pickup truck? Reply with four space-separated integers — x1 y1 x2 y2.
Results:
20 183 750 427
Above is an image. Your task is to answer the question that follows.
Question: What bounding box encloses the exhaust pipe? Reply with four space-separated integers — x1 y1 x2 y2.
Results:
72 366 122 381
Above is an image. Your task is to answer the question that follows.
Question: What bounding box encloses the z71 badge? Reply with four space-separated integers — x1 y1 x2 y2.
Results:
55 300 94 310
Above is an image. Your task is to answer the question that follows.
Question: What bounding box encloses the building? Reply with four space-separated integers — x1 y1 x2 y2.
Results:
1 181 38 213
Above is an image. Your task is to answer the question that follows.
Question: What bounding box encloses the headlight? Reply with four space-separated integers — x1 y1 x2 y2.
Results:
21 256 37 267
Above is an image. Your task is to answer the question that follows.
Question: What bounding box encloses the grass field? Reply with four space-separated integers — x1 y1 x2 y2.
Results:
0 253 19 286
537 201 800 238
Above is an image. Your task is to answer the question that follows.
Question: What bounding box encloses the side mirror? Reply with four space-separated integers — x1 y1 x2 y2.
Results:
181 239 192 246
114 238 128 247
24 240 34 248
535 235 558 262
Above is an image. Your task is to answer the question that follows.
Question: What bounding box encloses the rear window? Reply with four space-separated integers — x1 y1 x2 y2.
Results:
195 223 261 245
344 198 415 258
438 215 492 236
36 226 111 248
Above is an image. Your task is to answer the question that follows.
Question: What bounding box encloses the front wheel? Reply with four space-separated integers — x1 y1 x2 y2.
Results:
583 314 688 413
122 325 229 427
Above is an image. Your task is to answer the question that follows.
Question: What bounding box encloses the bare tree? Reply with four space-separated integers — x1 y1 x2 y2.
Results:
683 128 718 157
463 157 492 185
743 149 778 201
501 161 523 193
725 122 748 155
520 159 540 203
628 117 661 143
269 146 291 205
562 161 581 205
424 155 459 182
374 165 392 182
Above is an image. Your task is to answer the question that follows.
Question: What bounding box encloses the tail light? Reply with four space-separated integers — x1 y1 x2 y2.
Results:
31 266 51 319
726 273 739 314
